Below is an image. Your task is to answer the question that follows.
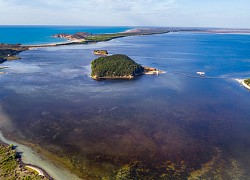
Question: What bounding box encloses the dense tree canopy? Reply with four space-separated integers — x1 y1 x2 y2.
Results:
91 54 144 79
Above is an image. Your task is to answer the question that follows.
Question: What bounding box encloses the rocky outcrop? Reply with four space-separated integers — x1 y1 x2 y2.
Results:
52 33 71 38
143 66 166 75
93 50 108 56
52 32 93 40
0 44 29 64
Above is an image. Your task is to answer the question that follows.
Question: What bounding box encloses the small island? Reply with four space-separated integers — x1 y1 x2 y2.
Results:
244 79 250 85
243 79 250 90
236 78 250 90
91 54 165 80
91 54 144 80
93 50 108 56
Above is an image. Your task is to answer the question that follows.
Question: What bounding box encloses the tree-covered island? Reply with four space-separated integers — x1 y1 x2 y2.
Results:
91 54 145 80
243 78 250 90
91 54 165 80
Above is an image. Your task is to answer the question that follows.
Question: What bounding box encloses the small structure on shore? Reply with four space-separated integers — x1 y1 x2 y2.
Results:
93 50 108 56
197 71 205 76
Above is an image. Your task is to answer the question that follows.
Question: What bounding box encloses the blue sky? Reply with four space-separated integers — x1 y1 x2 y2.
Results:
0 0 250 28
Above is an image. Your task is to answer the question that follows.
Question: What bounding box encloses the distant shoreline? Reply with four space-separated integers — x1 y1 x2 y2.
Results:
27 28 172 49
17 28 250 50
1 27 174 67
2 27 250 62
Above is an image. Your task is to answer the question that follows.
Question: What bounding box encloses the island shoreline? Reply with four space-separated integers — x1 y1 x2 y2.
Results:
236 79 250 90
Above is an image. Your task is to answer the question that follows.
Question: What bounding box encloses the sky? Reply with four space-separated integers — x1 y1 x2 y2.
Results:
0 0 250 28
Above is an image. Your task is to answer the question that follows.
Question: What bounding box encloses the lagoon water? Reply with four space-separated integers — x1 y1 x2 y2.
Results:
0 25 131 45
1 31 250 179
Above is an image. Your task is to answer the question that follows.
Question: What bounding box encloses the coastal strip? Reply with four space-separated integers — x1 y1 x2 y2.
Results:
2 27 240 64
28 28 173 48
0 28 173 64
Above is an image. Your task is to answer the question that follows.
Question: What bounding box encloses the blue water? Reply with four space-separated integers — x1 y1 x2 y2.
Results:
0 32 250 179
0 25 131 45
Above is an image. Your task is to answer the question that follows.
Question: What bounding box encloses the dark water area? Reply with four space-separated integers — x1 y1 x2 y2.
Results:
1 33 250 179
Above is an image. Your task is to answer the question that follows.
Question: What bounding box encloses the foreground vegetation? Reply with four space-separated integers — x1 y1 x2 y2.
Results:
0 142 49 180
91 54 144 79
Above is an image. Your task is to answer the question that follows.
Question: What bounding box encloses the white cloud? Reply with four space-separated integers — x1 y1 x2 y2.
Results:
0 0 176 25
0 0 250 27
0 0 175 12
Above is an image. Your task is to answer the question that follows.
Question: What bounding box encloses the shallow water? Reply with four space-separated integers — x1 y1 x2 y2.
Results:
0 32 250 179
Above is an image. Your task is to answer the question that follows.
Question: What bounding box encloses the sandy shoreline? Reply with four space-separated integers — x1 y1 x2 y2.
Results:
25 165 45 176
27 39 85 49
